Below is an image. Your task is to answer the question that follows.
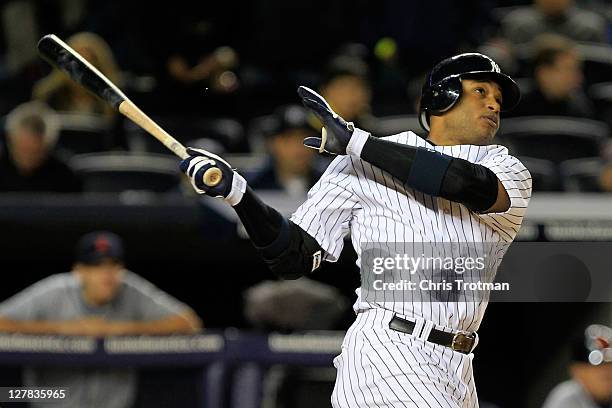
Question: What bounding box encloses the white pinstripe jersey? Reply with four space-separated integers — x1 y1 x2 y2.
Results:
290 131 532 332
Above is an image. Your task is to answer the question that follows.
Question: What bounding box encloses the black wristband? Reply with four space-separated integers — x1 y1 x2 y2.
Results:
407 147 453 196
361 137 452 196
233 187 284 248
360 136 499 211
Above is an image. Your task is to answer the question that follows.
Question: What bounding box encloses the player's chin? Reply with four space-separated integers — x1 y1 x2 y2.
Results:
478 122 498 145
471 126 497 145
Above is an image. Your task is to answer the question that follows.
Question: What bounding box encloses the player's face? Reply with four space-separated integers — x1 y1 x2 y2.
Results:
434 79 502 145
571 362 612 402
322 75 371 121
270 129 315 176
9 127 49 173
537 51 582 99
75 259 125 306
536 0 571 16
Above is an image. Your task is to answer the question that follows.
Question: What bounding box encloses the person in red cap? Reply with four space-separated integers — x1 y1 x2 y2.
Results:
0 231 202 408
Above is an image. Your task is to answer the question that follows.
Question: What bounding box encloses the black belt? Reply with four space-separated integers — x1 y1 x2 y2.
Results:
389 315 477 354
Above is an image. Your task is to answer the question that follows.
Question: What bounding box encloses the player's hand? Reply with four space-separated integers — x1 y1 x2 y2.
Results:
297 86 355 155
179 147 247 206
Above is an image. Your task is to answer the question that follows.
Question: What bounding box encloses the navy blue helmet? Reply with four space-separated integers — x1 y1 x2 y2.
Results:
419 53 521 131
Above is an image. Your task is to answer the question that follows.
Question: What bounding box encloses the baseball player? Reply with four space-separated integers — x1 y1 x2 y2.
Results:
180 53 532 407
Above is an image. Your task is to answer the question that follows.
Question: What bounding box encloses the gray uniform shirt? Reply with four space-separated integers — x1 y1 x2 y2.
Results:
542 380 610 408
0 271 192 408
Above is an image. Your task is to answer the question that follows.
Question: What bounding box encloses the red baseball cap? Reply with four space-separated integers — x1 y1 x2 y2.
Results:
75 231 124 265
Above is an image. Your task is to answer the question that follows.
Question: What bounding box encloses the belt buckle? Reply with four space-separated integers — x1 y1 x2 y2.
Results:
451 331 475 353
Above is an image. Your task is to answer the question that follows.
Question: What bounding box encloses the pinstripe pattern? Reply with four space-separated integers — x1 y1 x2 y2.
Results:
332 309 478 407
290 131 531 407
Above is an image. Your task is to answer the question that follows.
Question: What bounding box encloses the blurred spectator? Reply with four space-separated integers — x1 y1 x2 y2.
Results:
167 45 238 91
509 34 595 118
247 105 318 196
32 32 120 118
244 278 349 332
1 0 41 78
0 101 82 192
243 278 350 408
0 231 202 408
316 56 372 127
542 324 612 408
500 0 608 45
0 2 59 115
141 1 243 116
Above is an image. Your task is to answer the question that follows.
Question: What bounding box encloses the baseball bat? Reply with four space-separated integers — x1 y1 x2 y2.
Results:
36 34 222 187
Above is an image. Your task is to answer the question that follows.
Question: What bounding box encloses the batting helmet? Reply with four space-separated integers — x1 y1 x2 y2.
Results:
418 53 520 132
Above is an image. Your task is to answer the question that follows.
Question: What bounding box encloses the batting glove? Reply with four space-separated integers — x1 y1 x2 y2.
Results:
179 147 247 206
297 86 370 157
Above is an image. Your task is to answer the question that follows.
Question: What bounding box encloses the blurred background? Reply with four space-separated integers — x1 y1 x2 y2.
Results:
0 0 611 407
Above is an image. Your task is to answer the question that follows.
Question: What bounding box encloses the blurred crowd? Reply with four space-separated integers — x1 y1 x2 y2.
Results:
2 0 612 195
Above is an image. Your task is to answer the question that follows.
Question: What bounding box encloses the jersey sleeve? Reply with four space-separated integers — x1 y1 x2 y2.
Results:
290 155 358 262
0 276 65 320
476 150 532 242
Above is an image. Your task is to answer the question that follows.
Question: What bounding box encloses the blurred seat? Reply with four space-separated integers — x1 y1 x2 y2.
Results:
184 137 226 155
69 152 180 193
588 81 612 127
518 156 561 191
498 116 608 163
513 77 535 95
125 116 245 154
559 157 605 192
247 114 279 154
514 42 612 85
490 6 522 24
577 42 612 87
55 113 113 157
0 115 7 156
224 153 268 179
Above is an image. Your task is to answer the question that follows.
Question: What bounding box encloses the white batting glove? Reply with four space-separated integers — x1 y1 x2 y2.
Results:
179 147 247 206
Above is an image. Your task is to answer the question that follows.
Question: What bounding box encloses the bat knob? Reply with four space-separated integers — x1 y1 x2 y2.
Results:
203 167 223 187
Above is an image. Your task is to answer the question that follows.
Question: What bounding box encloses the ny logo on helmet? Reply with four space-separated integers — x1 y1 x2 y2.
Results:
490 60 501 73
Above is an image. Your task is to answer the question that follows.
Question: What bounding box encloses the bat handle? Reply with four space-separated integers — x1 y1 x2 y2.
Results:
118 100 189 158
203 167 223 187
116 100 223 187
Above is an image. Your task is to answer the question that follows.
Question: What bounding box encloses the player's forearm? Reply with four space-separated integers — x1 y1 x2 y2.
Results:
357 134 499 212
112 313 202 335
180 150 322 278
233 186 285 248
0 317 69 335
233 187 322 279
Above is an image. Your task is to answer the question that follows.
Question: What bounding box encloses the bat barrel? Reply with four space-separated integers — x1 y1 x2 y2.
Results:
37 34 224 187
37 34 127 109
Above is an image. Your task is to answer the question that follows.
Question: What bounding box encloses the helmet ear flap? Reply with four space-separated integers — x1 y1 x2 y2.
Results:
428 76 462 115
419 76 463 131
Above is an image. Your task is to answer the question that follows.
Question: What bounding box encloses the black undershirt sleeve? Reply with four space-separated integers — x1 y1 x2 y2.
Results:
360 135 499 212
233 187 322 279
233 186 284 248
